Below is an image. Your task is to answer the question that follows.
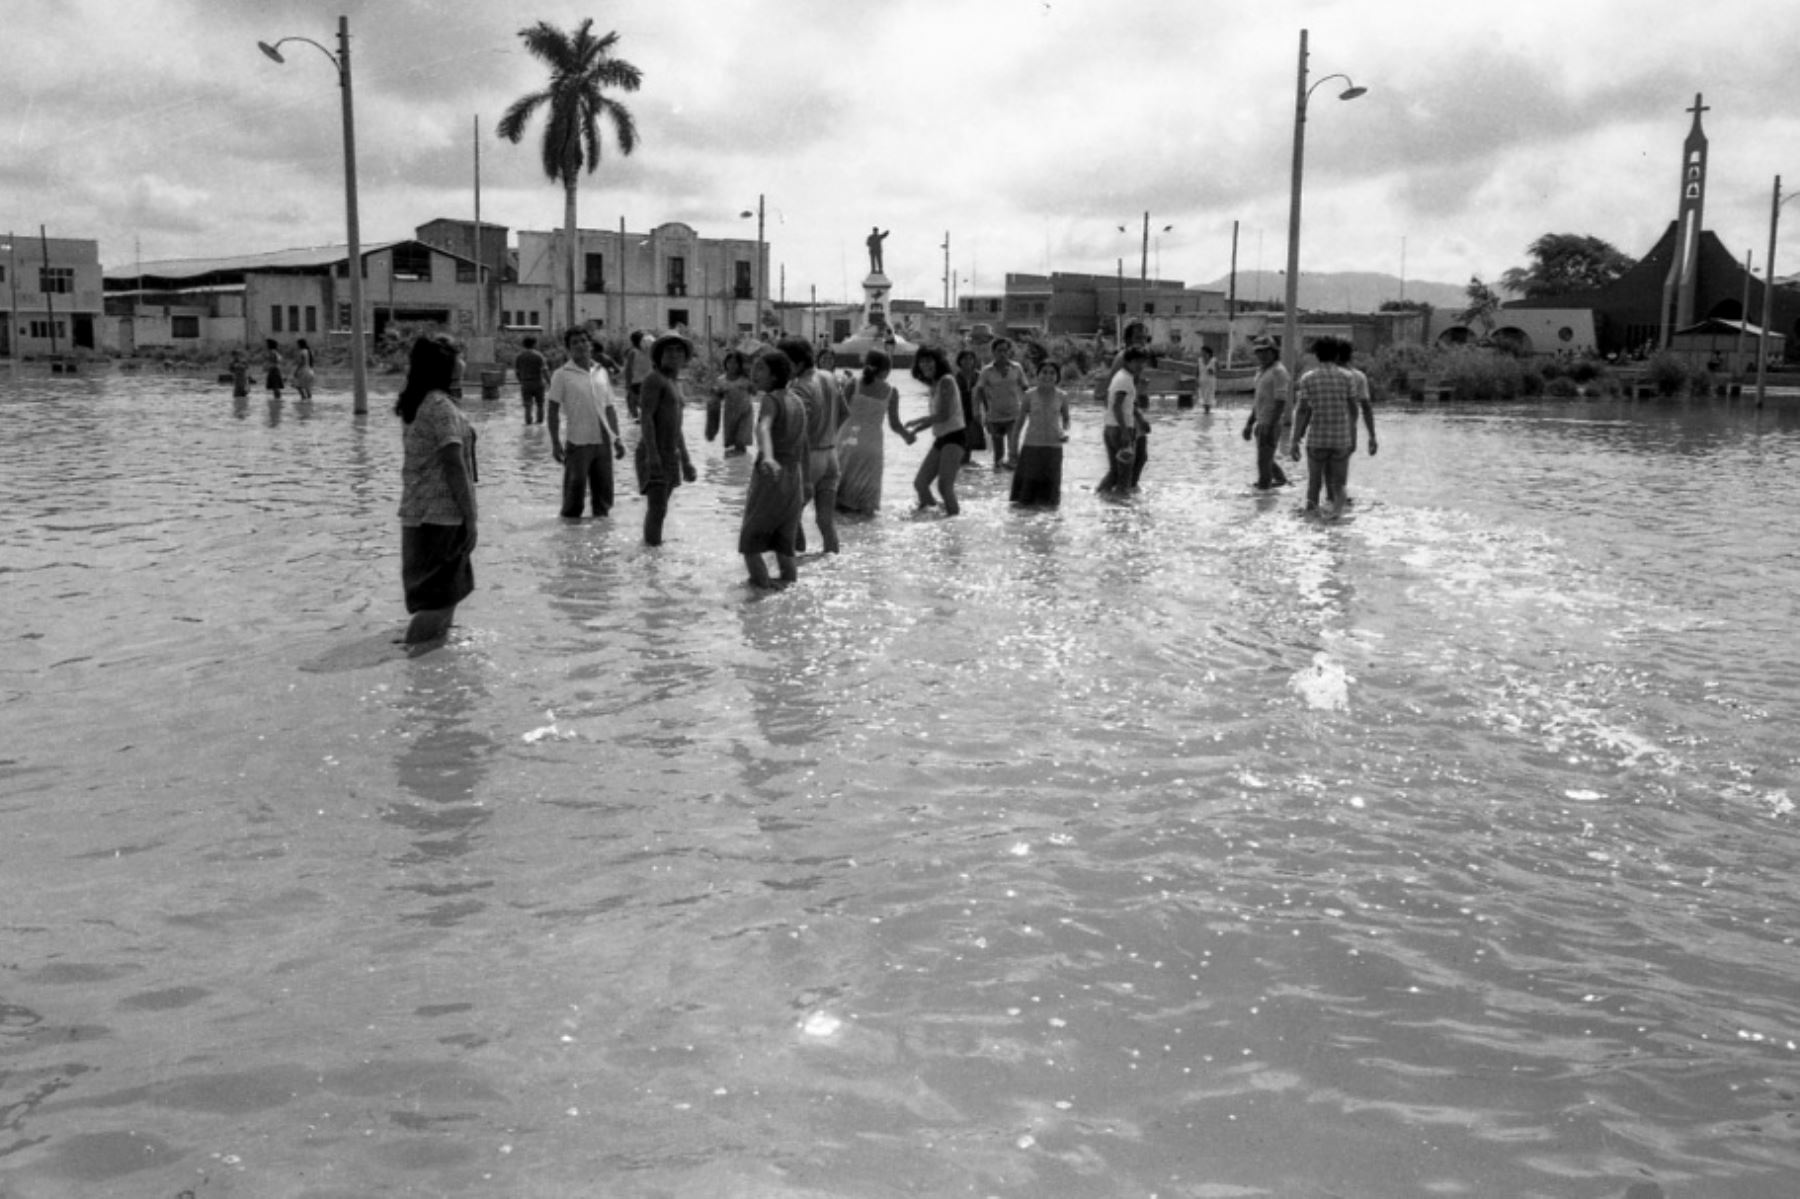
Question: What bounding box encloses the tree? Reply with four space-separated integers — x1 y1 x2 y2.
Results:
1500 233 1637 299
1460 276 1502 334
498 19 642 334
1379 299 1432 313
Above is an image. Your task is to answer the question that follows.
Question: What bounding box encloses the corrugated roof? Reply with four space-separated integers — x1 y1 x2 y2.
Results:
104 238 479 281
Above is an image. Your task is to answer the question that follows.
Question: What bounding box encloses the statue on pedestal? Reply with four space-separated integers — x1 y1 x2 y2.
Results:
865 226 889 276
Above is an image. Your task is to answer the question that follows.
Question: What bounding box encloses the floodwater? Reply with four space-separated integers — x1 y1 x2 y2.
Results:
2 368 1797 1199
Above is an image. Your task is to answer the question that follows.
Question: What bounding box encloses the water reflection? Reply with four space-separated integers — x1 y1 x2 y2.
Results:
1 371 1798 1197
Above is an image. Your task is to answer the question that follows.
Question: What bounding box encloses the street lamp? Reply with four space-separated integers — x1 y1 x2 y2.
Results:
1282 27 1366 383
739 196 764 340
259 16 367 415
1755 174 1796 409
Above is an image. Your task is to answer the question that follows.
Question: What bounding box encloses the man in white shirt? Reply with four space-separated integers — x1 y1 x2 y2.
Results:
547 327 626 519
1097 345 1147 494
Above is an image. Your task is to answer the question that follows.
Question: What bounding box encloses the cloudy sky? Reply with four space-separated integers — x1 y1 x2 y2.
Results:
5 0 1799 304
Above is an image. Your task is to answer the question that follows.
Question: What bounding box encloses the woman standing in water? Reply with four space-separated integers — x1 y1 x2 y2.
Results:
636 334 699 547
1011 359 1070 507
293 338 316 401
905 345 966 516
263 338 286 401
395 337 477 645
739 350 807 589
709 349 757 455
835 349 913 515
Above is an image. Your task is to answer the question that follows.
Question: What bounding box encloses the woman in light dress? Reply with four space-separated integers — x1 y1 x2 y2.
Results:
834 349 912 515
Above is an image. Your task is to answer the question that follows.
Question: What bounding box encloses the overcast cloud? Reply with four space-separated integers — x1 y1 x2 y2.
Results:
6 0 1799 302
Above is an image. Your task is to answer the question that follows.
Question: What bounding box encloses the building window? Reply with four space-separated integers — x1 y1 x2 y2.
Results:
667 256 687 297
0 264 7 283
305 306 317 333
528 310 540 327
337 302 353 330
987 299 1000 314
734 261 753 299
667 308 689 329
1144 302 1155 315
1685 183 1699 199
172 315 199 339
456 260 477 283
288 305 300 332
335 258 367 279
29 320 66 339
391 244 431 281
39 266 73 294
584 253 606 293
271 305 283 333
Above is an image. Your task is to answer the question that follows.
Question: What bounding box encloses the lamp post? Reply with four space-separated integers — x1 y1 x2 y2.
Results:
259 15 367 416
739 196 764 340
1755 175 1796 409
1282 27 1366 384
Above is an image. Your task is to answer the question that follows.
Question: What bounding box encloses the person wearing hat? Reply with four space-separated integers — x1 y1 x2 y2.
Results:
1241 335 1291 490
636 332 699 547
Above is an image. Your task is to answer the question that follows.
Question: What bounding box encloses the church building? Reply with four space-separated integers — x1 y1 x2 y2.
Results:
1507 94 1800 362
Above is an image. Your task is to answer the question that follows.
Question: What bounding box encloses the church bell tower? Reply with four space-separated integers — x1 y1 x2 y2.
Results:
1662 93 1709 341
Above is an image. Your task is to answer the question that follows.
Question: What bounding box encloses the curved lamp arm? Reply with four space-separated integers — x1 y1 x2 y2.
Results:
258 36 343 80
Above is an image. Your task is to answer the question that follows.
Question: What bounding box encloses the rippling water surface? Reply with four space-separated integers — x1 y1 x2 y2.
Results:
2 370 1797 1198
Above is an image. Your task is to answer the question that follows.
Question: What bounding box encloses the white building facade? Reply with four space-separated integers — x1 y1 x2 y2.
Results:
515 221 768 342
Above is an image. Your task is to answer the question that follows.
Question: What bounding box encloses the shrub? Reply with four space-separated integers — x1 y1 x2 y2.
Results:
1646 351 1694 396
1545 376 1580 398
1439 347 1527 401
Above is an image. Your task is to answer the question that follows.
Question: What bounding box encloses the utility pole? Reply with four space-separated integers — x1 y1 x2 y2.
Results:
40 226 58 358
941 231 950 311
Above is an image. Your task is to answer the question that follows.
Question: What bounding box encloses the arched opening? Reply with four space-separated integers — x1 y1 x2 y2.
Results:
1436 326 1473 348
1491 326 1533 355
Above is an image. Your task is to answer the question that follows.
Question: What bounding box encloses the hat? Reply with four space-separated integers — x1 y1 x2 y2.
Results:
968 323 995 344
1250 335 1279 355
650 332 693 367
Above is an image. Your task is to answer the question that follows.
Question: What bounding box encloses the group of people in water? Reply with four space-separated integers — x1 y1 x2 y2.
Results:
391 322 1377 642
230 337 316 402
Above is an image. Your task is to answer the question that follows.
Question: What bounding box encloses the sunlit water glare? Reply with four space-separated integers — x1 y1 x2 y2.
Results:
2 370 1797 1198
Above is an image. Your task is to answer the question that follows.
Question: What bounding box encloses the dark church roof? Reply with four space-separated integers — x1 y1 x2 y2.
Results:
1506 222 1800 352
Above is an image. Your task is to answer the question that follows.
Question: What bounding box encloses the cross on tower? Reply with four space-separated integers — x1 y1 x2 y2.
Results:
1687 94 1709 120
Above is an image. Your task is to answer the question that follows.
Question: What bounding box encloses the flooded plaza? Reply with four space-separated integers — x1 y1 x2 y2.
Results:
2 369 1798 1198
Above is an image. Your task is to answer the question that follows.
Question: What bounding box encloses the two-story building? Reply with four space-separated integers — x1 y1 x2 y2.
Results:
514 221 768 341
3 233 104 357
104 239 551 352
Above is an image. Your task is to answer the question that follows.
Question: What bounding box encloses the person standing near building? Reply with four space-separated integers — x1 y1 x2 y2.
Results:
547 327 626 519
1197 345 1217 413
623 330 653 419
514 335 548 425
1241 336 1290 490
263 338 285 401
636 333 699 547
293 338 316 401
1288 335 1357 518
974 336 1028 470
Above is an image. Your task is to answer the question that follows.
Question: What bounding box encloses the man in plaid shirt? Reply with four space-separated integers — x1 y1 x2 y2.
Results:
1289 336 1360 517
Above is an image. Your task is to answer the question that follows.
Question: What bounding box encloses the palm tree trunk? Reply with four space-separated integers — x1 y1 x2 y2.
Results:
563 176 579 334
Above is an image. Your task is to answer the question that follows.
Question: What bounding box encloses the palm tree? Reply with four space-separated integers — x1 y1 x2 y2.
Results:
497 19 641 334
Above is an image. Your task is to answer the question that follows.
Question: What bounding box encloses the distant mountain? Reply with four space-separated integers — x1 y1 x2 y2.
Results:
1199 270 1469 314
